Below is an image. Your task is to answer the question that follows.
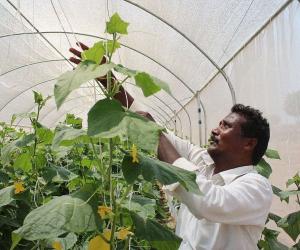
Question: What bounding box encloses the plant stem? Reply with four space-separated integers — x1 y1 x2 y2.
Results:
108 139 113 205
107 33 117 96
90 138 104 173
32 105 41 172
123 236 130 250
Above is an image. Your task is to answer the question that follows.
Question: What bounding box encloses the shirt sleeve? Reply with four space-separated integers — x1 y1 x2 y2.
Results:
164 132 206 166
166 173 272 226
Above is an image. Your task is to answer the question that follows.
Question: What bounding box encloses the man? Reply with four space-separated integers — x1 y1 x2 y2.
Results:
157 105 272 250
70 44 272 250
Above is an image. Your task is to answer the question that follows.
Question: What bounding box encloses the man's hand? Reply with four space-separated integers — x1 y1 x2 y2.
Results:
69 42 134 107
135 111 155 122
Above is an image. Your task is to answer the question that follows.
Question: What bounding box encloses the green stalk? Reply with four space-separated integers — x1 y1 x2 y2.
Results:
31 105 41 172
110 194 117 250
107 33 117 97
296 184 300 205
90 138 104 172
108 139 113 205
107 138 117 249
123 236 130 250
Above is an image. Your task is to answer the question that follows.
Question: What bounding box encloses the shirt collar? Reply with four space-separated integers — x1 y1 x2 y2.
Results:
201 150 215 166
218 165 257 185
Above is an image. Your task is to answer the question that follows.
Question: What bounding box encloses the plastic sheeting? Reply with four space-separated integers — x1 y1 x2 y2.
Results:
0 0 299 245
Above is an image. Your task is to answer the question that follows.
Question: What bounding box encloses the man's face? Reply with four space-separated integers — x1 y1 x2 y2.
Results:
207 112 248 159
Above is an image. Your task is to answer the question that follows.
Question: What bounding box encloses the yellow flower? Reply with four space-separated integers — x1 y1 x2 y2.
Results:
52 241 63 250
130 144 139 163
14 181 25 194
98 206 112 219
117 227 132 240
88 229 111 250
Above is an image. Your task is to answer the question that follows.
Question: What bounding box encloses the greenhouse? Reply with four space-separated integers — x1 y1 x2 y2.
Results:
0 0 299 249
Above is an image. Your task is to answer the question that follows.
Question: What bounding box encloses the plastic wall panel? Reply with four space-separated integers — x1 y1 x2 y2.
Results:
198 73 233 141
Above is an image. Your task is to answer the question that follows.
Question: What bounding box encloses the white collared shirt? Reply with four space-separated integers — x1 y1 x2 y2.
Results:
163 133 273 250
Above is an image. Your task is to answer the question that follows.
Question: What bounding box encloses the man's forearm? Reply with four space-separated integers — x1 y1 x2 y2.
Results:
158 134 181 164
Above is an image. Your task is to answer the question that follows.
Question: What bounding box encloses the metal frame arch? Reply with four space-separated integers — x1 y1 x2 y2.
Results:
0 77 57 112
122 0 236 105
0 59 66 77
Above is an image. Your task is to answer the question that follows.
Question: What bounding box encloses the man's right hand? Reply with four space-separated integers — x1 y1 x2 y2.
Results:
68 42 134 108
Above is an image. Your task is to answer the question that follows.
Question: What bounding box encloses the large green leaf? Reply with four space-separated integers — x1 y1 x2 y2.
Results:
0 186 14 207
52 126 86 149
255 158 272 178
106 13 129 34
13 184 101 241
134 72 171 97
277 210 300 241
265 149 280 159
131 212 181 250
37 127 54 144
54 61 114 109
42 165 78 183
1 134 34 165
122 195 156 219
122 154 201 195
121 155 141 184
81 42 105 64
88 98 163 151
13 152 32 172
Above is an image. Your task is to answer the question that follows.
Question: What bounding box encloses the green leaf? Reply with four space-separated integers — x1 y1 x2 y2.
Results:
13 184 101 240
122 195 156 219
10 233 22 250
0 170 10 184
122 154 201 195
131 212 181 250
268 212 282 223
37 127 54 144
47 233 77 250
81 42 105 64
277 210 300 241
1 134 34 165
42 165 78 183
33 91 43 104
106 13 129 34
54 61 114 109
65 113 82 129
0 186 14 207
286 173 300 187
88 98 163 151
265 149 280 159
13 152 32 172
105 40 121 54
278 190 300 201
255 158 272 178
134 72 171 97
121 155 141 184
114 64 137 77
52 126 86 149
272 185 289 203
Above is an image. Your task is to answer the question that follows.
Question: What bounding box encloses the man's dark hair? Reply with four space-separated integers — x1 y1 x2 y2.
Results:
231 104 270 165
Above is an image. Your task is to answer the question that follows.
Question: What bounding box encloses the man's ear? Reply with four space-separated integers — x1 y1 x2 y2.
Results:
244 138 257 152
